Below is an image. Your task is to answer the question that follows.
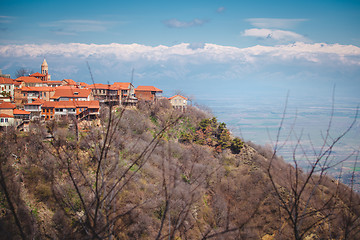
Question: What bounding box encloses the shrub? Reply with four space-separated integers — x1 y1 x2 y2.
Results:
230 137 244 154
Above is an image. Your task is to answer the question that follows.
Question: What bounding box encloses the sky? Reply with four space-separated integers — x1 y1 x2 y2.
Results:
0 0 360 101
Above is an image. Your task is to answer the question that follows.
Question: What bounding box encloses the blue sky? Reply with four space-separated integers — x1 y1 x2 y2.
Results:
1 0 360 46
0 0 360 100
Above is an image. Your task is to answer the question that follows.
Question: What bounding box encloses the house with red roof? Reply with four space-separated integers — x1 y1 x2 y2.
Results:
30 72 47 81
0 102 16 115
88 84 119 105
41 100 99 121
24 98 45 120
62 79 77 86
168 95 188 111
18 86 56 103
112 82 137 105
0 113 14 128
78 82 90 89
0 102 16 129
0 77 15 101
135 86 163 102
51 86 92 101
13 109 31 121
13 109 31 131
15 76 46 87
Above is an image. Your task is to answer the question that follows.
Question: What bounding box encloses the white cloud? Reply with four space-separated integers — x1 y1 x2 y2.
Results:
243 28 308 42
0 42 359 67
1 42 359 89
163 18 207 28
246 18 308 29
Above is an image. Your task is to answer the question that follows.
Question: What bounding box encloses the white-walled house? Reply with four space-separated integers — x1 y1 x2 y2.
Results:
0 113 15 128
0 77 15 100
168 95 188 111
24 98 44 120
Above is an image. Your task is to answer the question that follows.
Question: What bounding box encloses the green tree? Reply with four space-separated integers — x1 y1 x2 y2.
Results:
230 137 244 154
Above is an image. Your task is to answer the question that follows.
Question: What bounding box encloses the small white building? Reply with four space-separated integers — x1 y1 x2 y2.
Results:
168 95 188 111
24 99 44 120
0 113 15 128
0 77 15 100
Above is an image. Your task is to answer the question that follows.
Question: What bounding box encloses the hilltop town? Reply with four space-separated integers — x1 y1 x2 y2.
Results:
0 59 189 131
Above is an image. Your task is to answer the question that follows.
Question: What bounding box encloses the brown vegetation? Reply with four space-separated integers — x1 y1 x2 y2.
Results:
0 99 359 239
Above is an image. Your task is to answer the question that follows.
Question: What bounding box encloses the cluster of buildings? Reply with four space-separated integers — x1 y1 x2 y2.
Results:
0 60 188 131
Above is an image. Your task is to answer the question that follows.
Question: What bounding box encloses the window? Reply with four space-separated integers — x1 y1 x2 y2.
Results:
5 118 8 123
0 118 3 122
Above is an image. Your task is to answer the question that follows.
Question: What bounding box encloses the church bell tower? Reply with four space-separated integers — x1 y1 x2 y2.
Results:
41 59 51 80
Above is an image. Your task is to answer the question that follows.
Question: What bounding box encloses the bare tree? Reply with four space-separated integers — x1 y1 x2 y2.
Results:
15 67 34 78
267 91 359 239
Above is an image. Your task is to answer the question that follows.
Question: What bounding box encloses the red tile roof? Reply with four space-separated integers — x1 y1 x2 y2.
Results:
112 82 131 89
13 109 31 115
62 79 77 85
135 86 163 92
16 76 44 83
0 77 14 84
21 86 55 92
0 113 14 118
51 87 91 99
0 102 16 109
41 101 58 108
168 95 188 100
79 82 90 87
30 72 46 77
73 100 100 109
88 83 117 90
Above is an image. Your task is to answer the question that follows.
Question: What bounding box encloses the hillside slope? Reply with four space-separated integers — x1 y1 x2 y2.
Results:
0 100 359 240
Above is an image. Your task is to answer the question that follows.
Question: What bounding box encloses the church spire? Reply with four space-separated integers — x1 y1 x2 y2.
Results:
41 58 48 68
41 58 50 80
